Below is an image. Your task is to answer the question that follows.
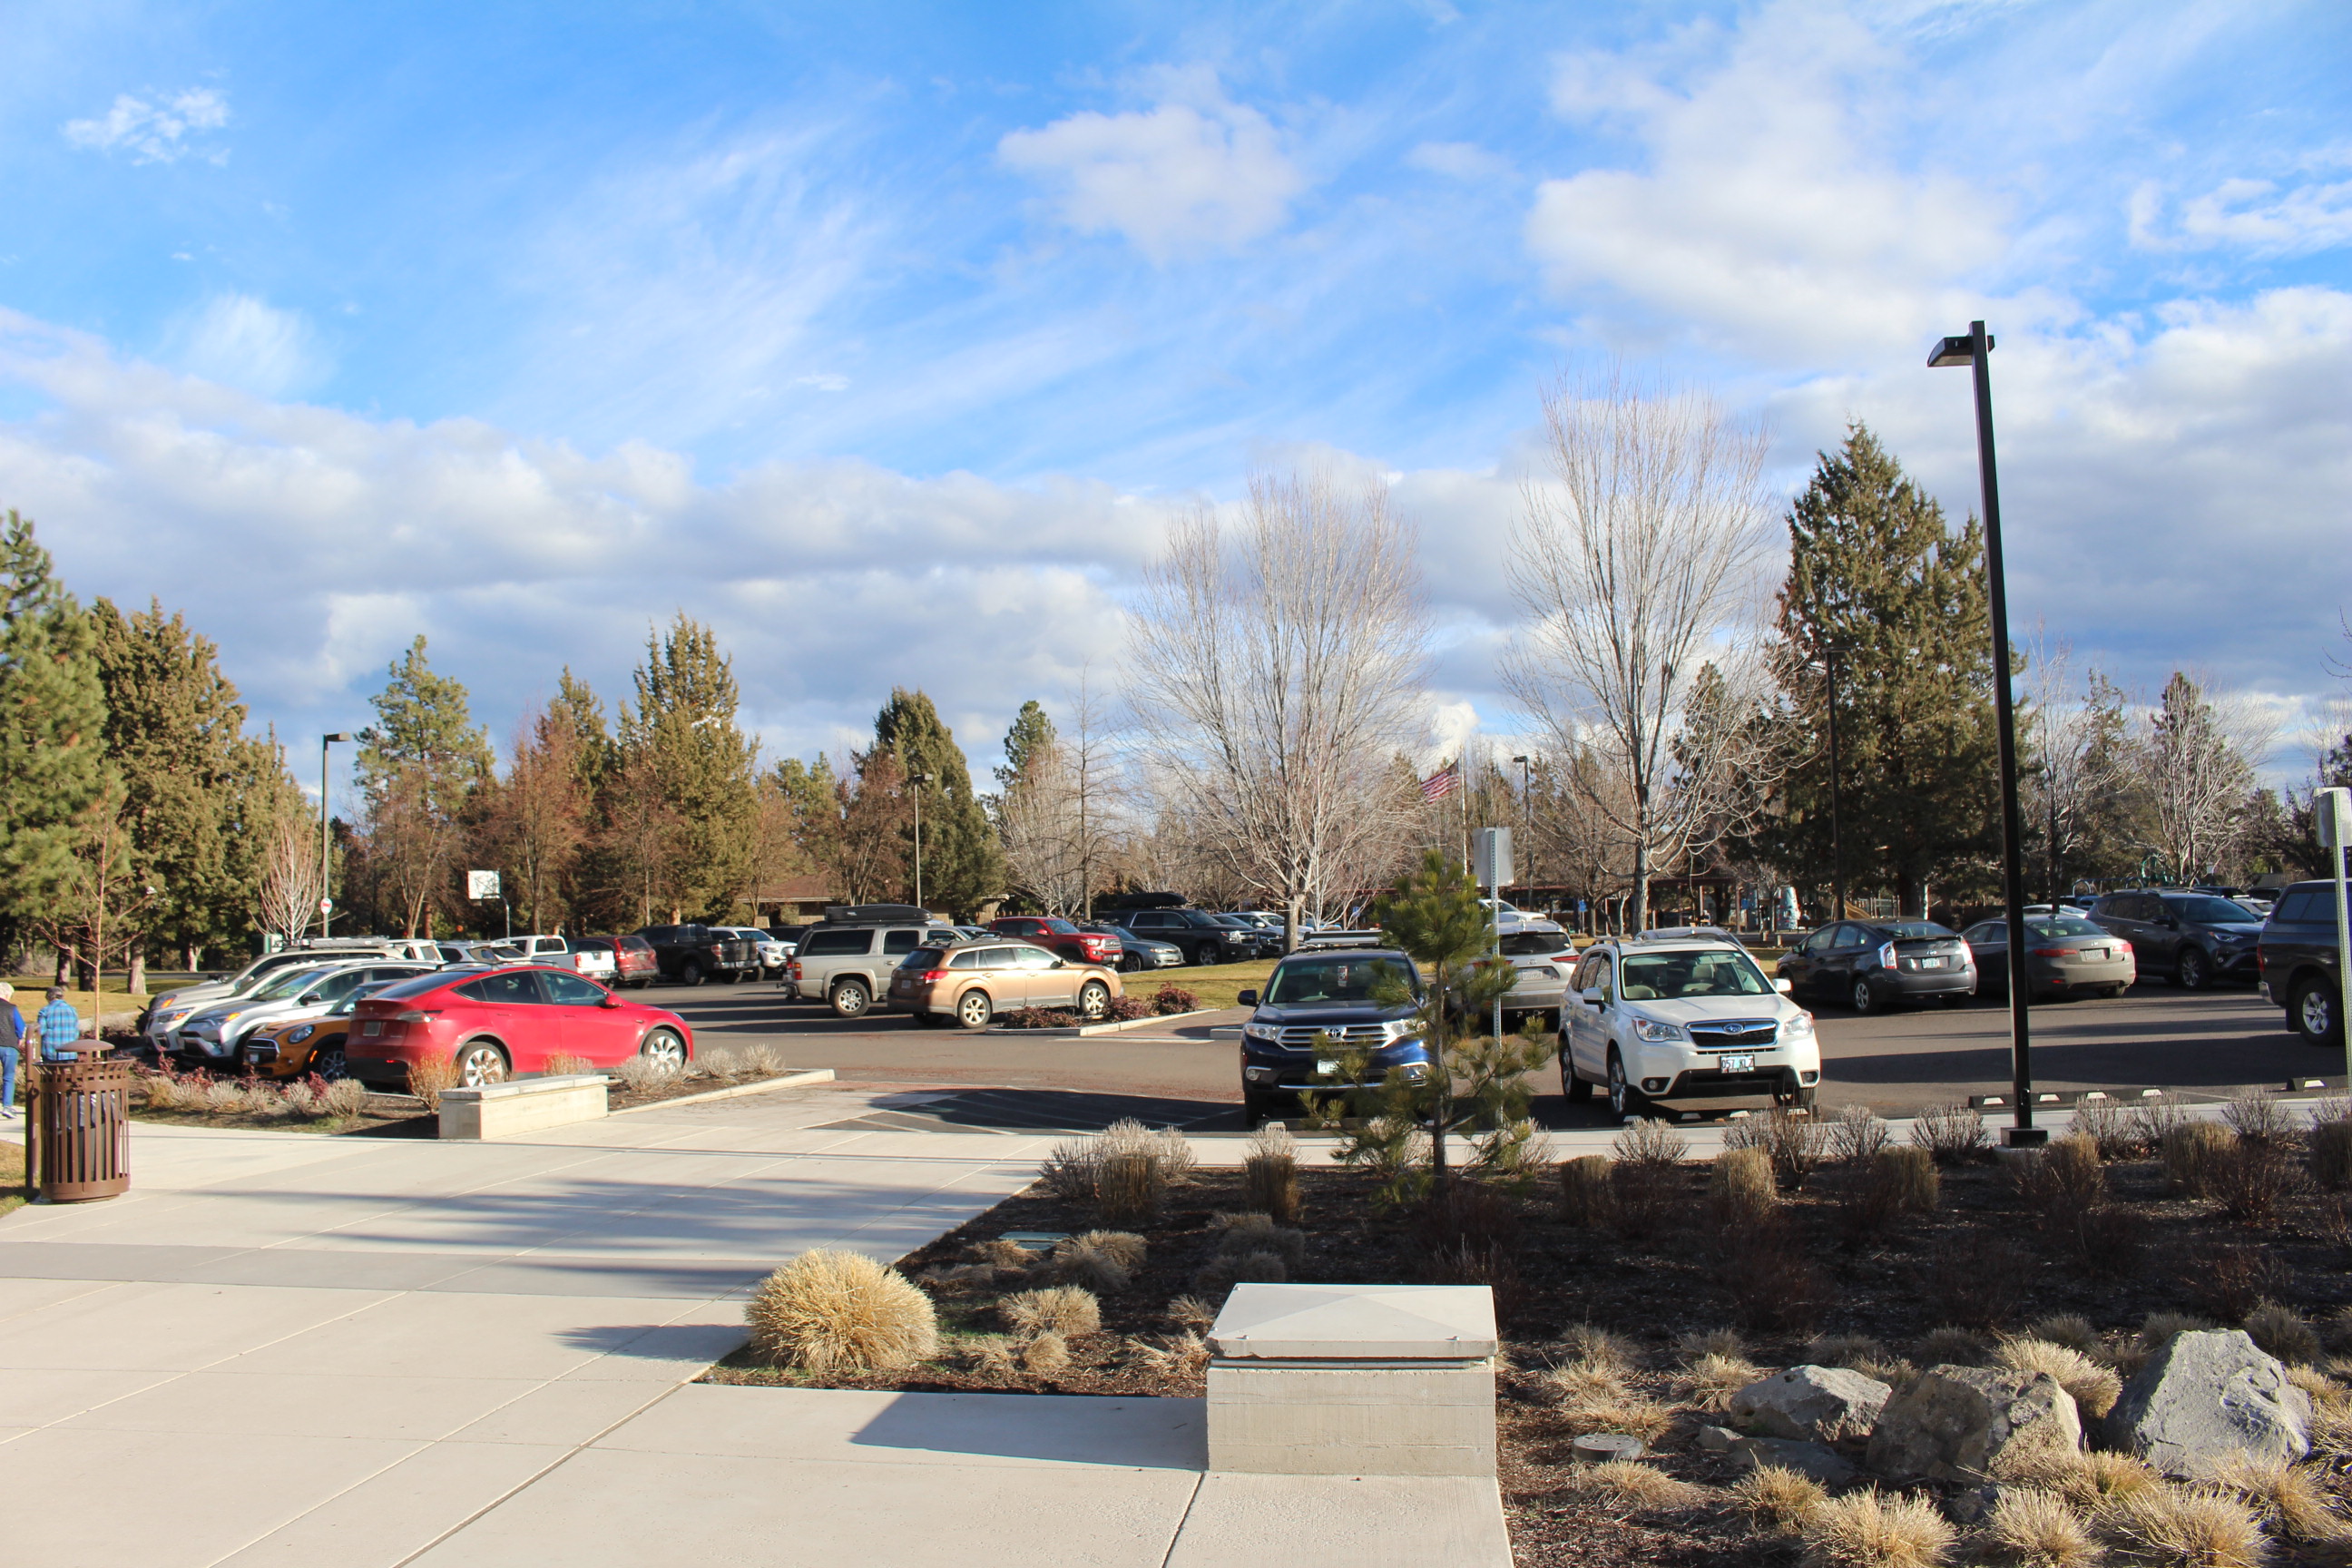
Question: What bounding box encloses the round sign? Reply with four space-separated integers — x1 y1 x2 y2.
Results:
318 897 334 913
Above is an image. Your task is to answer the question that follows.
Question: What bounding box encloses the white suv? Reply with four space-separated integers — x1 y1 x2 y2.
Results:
1560 935 1821 1117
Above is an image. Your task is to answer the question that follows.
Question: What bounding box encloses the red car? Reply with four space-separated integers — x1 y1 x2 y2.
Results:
985 916 1120 967
571 935 661 989
345 965 692 1088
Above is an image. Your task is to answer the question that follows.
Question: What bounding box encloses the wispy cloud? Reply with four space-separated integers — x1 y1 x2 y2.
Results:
2130 163 2352 258
169 293 327 397
63 88 230 165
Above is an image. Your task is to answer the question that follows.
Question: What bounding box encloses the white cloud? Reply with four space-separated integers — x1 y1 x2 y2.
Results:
1406 142 1513 181
2130 167 2352 258
63 89 230 165
169 294 327 397
1524 5 2010 362
998 74 1305 260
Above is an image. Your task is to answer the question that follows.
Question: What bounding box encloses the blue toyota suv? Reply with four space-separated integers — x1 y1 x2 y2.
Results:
1236 948 1431 1124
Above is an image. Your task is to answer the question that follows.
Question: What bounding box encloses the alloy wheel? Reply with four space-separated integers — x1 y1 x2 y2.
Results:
1851 980 1877 1014
456 1044 508 1087
957 991 993 1030
1607 1051 1630 1117
1079 982 1111 1020
2301 985 2336 1043
639 1030 686 1073
2178 950 2209 990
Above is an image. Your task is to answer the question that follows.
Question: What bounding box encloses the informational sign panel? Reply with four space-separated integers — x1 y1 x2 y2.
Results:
466 869 502 901
1473 826 1514 889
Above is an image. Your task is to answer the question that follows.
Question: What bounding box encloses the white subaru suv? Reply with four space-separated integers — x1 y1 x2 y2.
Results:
1560 933 1821 1117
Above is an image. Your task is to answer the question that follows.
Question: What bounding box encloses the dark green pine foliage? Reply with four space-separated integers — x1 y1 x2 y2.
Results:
0 511 110 932
623 614 760 921
356 634 495 814
875 688 1001 917
995 700 1054 791
1761 426 2001 913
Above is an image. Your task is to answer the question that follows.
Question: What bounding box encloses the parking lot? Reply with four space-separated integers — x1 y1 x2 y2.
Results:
644 975 2336 1133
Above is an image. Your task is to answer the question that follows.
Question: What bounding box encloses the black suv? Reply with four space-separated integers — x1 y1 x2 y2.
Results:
634 924 759 985
1113 907 1255 966
2259 881 2346 1046
2085 889 2264 990
1235 949 1430 1125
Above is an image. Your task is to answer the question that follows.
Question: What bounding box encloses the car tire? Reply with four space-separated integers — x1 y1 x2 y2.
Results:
1119 954 1143 974
1078 981 1112 1021
1605 1048 1643 1119
1772 1073 1818 1110
313 1044 348 1081
2176 948 2210 991
680 959 705 986
1242 1090 1279 1128
454 1042 509 1087
956 990 994 1030
830 979 871 1020
1850 978 1881 1014
639 1028 687 1073
1563 1047 1593 1102
2294 977 2344 1048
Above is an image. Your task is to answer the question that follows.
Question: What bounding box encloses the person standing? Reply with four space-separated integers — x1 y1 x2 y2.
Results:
34 987 83 1062
0 983 22 1118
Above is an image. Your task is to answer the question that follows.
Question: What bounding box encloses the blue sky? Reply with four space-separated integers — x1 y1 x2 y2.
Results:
3 0 2347 798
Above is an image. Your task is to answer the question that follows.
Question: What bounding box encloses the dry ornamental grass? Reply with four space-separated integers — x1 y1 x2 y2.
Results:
1995 1337 2124 1418
1911 1102 1989 1163
1677 1350 1761 1412
1710 1146 1779 1227
2104 1485 2267 1568
1983 1488 2102 1568
1562 1458 1697 1513
746 1250 938 1373
2208 1454 2347 1543
2242 1300 2321 1367
1558 1155 1616 1229
2163 1122 2237 1199
407 1055 458 1111
998 1287 1102 1338
1798 1488 1955 1568
542 1053 594 1077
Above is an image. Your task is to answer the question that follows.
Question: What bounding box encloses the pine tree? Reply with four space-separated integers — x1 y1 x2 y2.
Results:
996 701 1054 791
874 688 1001 916
1759 425 2000 915
0 511 110 947
618 614 759 921
355 636 492 936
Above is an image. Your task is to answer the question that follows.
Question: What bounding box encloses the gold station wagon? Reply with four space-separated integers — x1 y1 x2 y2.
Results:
887 939 1123 1029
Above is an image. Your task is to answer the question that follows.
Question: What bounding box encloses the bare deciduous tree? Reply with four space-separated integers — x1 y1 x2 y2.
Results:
2137 670 2277 883
255 813 326 946
2022 636 2127 904
997 676 1123 916
1126 471 1431 946
1503 369 1780 934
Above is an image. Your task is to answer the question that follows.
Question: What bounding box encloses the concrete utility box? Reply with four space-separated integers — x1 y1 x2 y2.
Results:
438 1074 610 1140
1206 1283 1498 1477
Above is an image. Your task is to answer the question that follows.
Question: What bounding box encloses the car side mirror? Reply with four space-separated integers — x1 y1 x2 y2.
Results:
1581 985 1606 1004
1236 989 1259 1007
599 994 622 1009
1775 978 1793 995
300 992 322 1004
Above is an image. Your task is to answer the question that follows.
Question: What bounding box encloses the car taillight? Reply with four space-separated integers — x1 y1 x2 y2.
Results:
2029 947 2068 958
397 1010 432 1023
1877 943 1897 967
921 969 949 982
710 945 725 956
789 962 801 979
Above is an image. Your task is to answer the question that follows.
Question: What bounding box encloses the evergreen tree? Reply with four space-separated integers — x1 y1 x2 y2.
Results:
0 511 110 943
1758 426 2000 915
875 688 1001 916
619 614 758 920
355 636 493 936
995 701 1054 791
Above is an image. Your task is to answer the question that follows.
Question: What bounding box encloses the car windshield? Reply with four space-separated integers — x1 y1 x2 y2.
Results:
2173 897 2259 924
328 984 396 1017
255 965 339 1001
898 947 952 969
1265 956 1416 1005
1620 950 1773 1001
1878 922 1955 940
2028 916 2107 939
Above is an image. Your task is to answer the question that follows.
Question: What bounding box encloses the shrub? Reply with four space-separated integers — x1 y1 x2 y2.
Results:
1018 1331 1071 1373
543 1053 594 1078
1215 1211 1308 1270
746 1250 938 1372
614 1055 680 1093
1151 985 1197 1015
407 1055 458 1111
2209 1454 2346 1542
2187 1242 2292 1321
1612 1117 1690 1168
2130 1091 2195 1150
204 1079 250 1114
2104 1485 2266 1568
2024 1315 2103 1359
1994 1337 2123 1418
2310 1120 2352 1191
2139 1311 2215 1350
1240 1123 1301 1224
1710 1146 1780 1227
1097 1152 1162 1226
1982 1488 2100 1568
1167 1295 1217 1331
1563 1458 1697 1512
1733 1465 1827 1535
1911 1102 1989 1163
1612 1162 1684 1242
1039 1119 1196 1224
2212 1137 2302 1226
1191 1250 1287 1300
687 1044 740 1080
1876 1145 1941 1215
2162 1122 2236 1198
999 1286 1102 1338
1797 1488 1954 1568
1916 1326 1992 1367
1047 1232 1144 1293
736 1041 787 1075
1808 1332 1886 1369
2222 1090 2294 1145
1103 995 1154 1023
1542 1358 1674 1440
2013 1134 2107 1216
1677 1326 1748 1360
2070 1096 2135 1160
2073 1203 2149 1279
1556 1323 1638 1370
1829 1103 1891 1164
320 1077 369 1117
2242 1300 2321 1367
1679 1350 1761 1412
1757 1106 1831 1189
1559 1155 1617 1228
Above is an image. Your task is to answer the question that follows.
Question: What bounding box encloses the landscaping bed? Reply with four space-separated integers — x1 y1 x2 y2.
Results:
994 985 1200 1031
708 1099 2352 1566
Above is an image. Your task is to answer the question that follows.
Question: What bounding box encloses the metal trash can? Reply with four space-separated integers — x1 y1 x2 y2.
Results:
34 1053 132 1202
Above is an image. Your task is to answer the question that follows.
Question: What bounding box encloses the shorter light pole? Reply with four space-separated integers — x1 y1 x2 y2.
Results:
319 733 349 940
909 771 932 910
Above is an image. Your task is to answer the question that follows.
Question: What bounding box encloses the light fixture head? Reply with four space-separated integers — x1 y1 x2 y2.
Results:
323 731 351 743
1927 328 1993 368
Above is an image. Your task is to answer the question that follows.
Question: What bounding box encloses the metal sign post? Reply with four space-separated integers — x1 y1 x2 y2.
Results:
2319 788 2352 1086
1475 828 1514 1043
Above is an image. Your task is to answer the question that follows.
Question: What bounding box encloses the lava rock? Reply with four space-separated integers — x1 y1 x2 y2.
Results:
2104 1328 2311 1479
1865 1365 2082 1482
1730 1364 1893 1443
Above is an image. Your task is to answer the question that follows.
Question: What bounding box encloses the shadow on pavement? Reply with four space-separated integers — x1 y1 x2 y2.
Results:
818 1087 1243 1135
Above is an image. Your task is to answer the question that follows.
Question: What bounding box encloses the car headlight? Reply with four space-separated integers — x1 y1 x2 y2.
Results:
1242 1023 1281 1043
1381 1018 1419 1041
1781 1012 1815 1037
288 1024 316 1044
1631 1015 1687 1043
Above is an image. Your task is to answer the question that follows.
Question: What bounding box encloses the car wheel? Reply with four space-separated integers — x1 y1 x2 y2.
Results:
1242 1090 1278 1128
2294 978 2343 1047
1563 1045 1593 1102
680 959 705 986
1119 954 1143 974
1078 981 1112 1021
455 1042 509 1087
2176 948 2210 991
313 1044 348 1081
1772 1073 1818 1110
639 1028 686 1073
956 990 994 1030
830 979 871 1020
1605 1048 1643 1119
1850 979 1881 1014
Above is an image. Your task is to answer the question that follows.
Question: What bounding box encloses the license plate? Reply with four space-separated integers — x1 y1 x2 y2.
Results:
1317 1059 1338 1075
1918 956 1943 968
1720 1054 1753 1073
362 1021 381 1036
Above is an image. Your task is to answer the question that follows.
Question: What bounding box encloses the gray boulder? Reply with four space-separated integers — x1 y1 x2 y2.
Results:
1732 1435 1859 1484
1730 1364 1893 1444
2104 1328 2310 1479
1866 1365 2082 1482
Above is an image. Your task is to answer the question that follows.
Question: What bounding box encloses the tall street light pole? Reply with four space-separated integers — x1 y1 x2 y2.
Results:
1825 646 1845 923
909 771 932 911
319 733 349 941
1930 321 2043 1147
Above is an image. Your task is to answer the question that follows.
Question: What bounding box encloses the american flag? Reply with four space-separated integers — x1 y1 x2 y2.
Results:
1421 768 1458 802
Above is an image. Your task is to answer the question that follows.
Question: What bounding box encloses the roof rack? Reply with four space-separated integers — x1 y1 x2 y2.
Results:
1630 926 1742 945
820 904 933 926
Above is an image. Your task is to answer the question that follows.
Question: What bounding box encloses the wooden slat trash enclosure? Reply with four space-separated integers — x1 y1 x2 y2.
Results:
34 1054 132 1202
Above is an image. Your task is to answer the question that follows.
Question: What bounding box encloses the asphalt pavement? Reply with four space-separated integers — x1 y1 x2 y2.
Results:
642 975 2337 1134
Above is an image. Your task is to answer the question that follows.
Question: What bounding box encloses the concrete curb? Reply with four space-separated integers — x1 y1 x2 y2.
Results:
987 1008 1222 1039
607 1067 837 1114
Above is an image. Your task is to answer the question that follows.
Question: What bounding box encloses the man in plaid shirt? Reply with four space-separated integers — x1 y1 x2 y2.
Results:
34 988 83 1060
